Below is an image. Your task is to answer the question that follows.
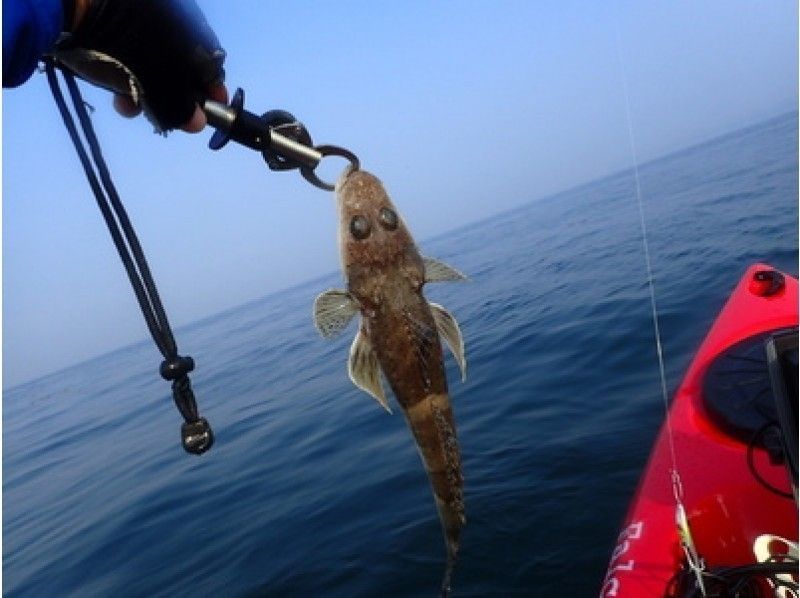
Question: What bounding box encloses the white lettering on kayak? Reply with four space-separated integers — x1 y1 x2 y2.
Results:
600 521 644 598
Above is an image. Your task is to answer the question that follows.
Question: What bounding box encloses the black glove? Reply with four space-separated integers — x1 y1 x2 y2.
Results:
55 0 225 132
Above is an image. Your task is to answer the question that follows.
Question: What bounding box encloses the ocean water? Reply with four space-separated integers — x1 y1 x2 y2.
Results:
4 112 797 597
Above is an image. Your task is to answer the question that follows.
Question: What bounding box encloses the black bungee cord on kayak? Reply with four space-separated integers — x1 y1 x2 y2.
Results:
747 421 795 500
45 60 213 455
668 555 799 598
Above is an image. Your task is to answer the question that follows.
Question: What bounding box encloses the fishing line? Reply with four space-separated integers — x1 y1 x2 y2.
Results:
612 9 680 493
612 10 708 596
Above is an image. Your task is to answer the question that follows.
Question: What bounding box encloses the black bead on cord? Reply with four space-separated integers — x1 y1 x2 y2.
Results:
44 60 213 455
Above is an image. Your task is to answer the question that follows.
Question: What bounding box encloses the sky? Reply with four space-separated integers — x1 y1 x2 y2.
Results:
2 1 797 388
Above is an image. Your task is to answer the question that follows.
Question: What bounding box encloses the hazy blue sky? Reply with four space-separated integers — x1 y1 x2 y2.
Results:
3 1 797 388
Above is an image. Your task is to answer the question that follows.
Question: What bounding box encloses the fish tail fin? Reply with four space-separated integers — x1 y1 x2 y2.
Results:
406 392 465 595
440 561 453 597
440 533 460 597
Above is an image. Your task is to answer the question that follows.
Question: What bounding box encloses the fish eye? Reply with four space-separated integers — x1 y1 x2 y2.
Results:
379 207 398 230
350 215 371 240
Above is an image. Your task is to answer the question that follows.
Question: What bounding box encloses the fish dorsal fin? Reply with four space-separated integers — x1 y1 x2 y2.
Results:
429 303 467 382
348 329 392 413
423 257 467 283
313 289 359 338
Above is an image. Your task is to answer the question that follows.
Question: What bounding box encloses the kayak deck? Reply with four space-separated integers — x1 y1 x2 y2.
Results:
602 264 798 597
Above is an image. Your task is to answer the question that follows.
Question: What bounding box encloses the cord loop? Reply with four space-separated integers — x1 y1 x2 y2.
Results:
45 58 213 455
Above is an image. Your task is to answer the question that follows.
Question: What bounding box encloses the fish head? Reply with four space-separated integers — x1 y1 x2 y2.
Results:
335 168 419 276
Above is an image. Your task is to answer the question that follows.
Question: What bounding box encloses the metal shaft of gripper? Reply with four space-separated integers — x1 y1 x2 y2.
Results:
202 88 322 169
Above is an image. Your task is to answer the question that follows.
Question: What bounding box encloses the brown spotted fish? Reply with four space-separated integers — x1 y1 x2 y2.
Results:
314 167 467 595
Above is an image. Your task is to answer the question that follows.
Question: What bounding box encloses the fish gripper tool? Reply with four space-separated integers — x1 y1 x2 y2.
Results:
203 87 358 191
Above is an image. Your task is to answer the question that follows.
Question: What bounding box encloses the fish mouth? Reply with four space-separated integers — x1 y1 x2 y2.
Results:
334 163 361 194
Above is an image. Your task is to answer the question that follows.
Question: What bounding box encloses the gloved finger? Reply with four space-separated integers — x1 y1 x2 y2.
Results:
207 83 228 105
111 81 227 132
58 0 226 132
113 93 142 118
179 82 228 133
180 105 206 134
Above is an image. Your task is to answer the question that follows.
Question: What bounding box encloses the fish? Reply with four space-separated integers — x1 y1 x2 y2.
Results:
313 166 468 595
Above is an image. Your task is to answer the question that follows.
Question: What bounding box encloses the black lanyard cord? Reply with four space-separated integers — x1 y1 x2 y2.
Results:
45 60 213 455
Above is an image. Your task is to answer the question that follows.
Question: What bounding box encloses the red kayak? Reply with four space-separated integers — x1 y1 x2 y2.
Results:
602 264 798 598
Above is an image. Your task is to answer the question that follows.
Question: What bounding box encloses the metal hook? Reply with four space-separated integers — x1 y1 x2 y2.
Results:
203 88 359 192
300 145 360 191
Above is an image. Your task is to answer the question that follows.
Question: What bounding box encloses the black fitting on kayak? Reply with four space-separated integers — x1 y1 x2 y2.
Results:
760 424 787 466
766 329 798 495
752 269 785 297
203 87 359 191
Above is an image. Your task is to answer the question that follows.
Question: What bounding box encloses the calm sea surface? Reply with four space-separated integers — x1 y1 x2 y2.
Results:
4 113 798 597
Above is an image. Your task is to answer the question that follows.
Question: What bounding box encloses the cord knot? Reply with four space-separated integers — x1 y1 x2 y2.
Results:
160 355 195 381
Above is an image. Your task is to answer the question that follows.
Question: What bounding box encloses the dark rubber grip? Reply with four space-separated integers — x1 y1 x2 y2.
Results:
65 0 225 131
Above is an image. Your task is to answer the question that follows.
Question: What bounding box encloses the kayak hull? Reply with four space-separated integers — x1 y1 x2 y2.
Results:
602 264 798 597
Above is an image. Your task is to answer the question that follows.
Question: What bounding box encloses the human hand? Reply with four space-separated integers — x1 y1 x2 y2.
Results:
58 0 227 133
112 83 228 134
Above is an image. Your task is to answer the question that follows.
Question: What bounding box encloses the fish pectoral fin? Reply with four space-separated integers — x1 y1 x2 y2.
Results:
348 330 392 414
313 289 359 338
429 302 467 382
423 256 468 283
